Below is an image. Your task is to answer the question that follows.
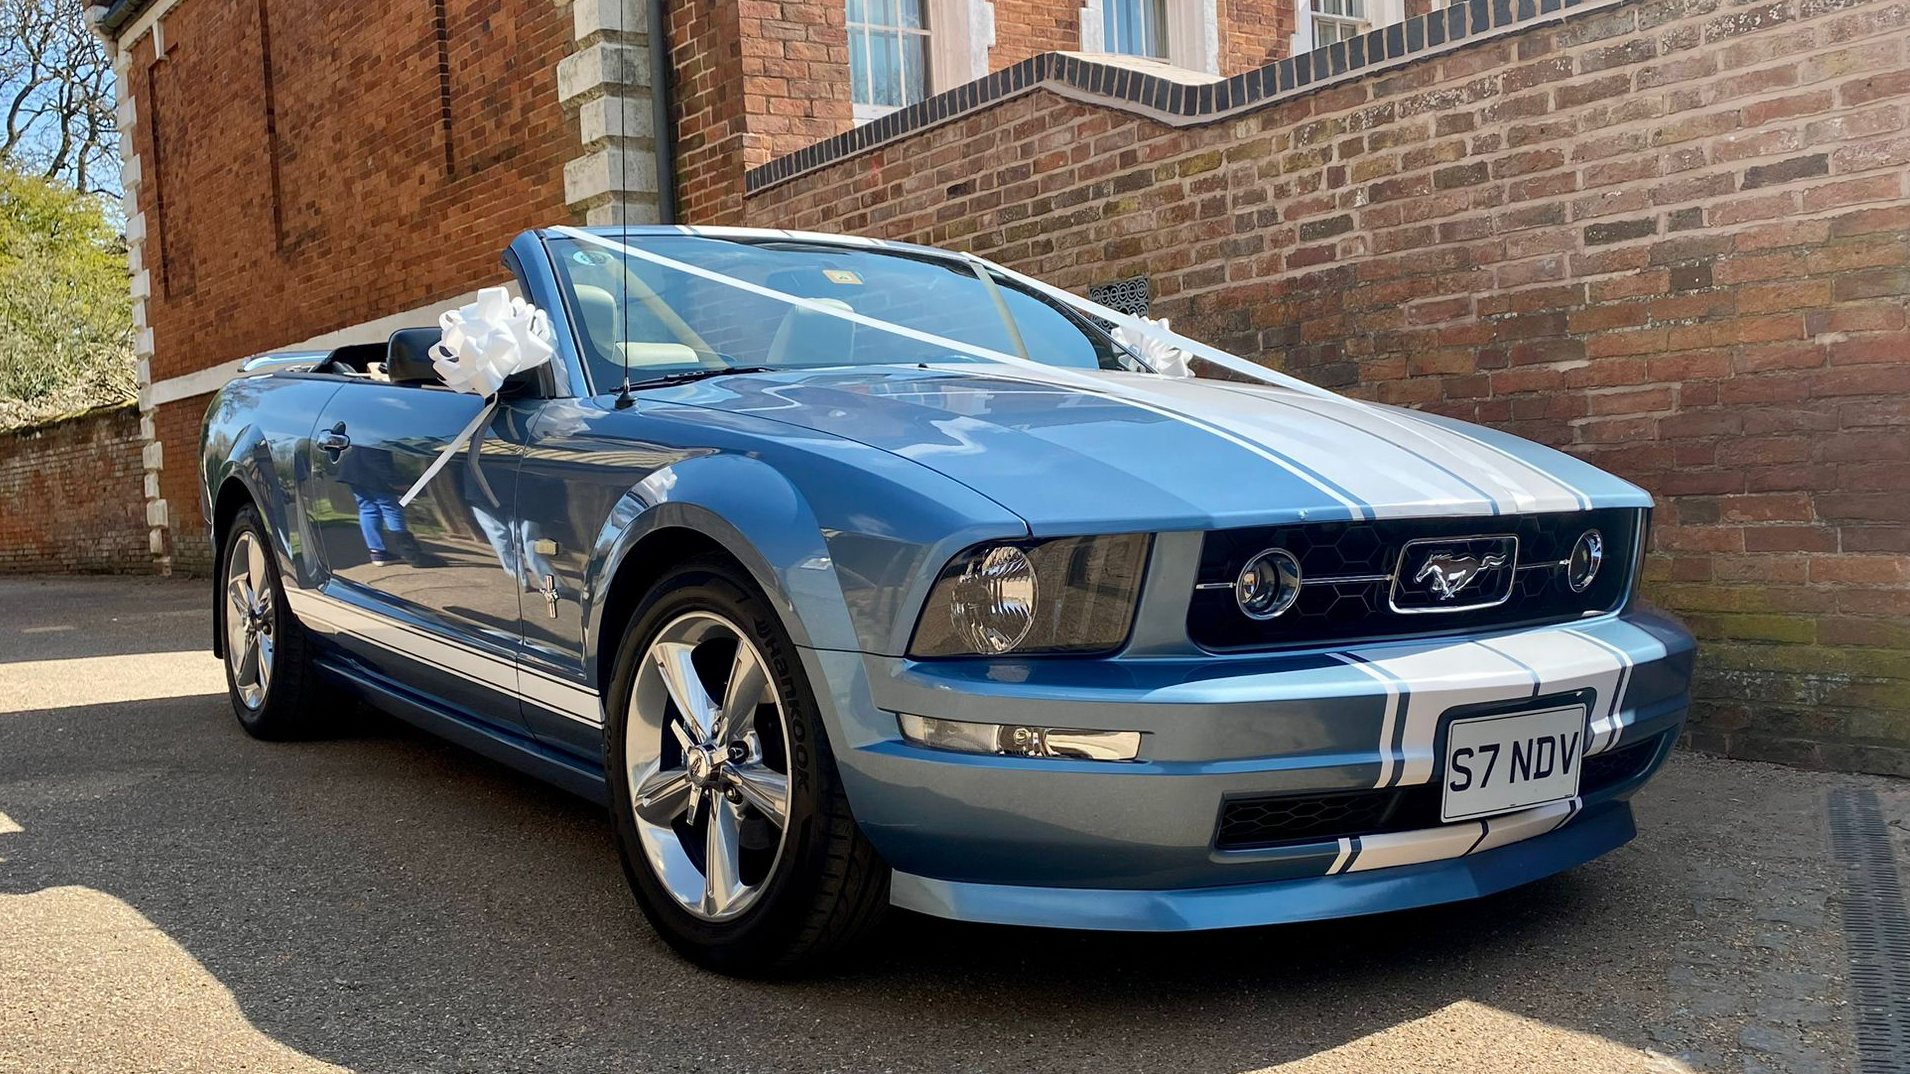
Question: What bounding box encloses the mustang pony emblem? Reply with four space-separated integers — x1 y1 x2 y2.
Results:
1414 552 1509 600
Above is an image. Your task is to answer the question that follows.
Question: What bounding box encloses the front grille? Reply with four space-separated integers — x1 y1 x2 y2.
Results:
1189 509 1642 652
1213 733 1664 851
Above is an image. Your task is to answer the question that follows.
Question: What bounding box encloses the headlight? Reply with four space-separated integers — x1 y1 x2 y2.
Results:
909 534 1150 657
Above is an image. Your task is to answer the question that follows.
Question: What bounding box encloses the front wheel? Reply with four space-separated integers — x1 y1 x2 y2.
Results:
221 505 330 739
604 554 888 975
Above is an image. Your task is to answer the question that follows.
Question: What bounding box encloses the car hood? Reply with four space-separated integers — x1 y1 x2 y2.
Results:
668 365 1649 533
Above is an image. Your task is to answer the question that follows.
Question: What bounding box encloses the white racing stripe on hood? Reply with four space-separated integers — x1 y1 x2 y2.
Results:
1206 381 1593 514
932 365 1377 519
1110 374 1506 517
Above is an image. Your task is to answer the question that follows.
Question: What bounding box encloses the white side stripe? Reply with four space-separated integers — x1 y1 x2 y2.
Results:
284 588 602 726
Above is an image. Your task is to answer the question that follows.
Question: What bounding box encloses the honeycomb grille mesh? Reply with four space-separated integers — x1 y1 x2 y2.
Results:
1189 508 1642 651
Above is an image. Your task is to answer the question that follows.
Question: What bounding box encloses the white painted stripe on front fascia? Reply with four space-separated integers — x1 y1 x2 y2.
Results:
1564 626 1655 755
1465 798 1577 856
1476 628 1629 755
141 287 505 409
284 587 602 726
1343 819 1485 873
1327 837 1354 875
1331 653 1400 791
1341 641 1536 787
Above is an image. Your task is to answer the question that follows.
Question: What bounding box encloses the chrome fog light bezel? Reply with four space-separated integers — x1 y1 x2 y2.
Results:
1235 547 1303 620
1567 529 1604 593
896 713 1143 762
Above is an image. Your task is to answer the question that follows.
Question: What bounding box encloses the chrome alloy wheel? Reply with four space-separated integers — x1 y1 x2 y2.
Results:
224 530 276 709
626 611 793 922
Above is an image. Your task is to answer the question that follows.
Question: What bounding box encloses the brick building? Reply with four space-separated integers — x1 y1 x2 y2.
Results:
82 0 1910 772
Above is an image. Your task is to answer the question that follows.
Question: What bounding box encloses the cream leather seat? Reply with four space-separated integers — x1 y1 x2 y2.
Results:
572 284 705 369
766 297 855 367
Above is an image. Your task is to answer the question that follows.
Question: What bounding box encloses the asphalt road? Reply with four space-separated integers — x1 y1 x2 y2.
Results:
2 574 1904 1073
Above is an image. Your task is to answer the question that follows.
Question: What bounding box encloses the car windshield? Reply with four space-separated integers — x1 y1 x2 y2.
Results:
545 232 1147 392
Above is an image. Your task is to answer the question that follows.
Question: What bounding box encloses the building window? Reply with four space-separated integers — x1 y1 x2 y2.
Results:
1309 0 1369 45
849 0 930 121
1103 0 1168 57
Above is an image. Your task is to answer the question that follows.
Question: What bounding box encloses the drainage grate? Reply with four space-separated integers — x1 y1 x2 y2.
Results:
1828 787 1910 1073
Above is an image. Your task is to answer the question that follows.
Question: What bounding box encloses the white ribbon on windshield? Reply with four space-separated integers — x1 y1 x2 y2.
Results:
398 287 555 507
550 226 1371 518
550 226 1329 396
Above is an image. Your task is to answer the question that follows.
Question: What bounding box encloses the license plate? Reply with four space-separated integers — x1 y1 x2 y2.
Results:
1441 704 1587 823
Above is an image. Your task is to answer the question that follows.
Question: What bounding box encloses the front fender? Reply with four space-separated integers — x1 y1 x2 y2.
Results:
582 452 863 663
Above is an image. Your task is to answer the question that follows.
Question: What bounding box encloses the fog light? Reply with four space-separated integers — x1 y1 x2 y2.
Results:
896 713 1142 762
1567 530 1604 592
1235 548 1302 620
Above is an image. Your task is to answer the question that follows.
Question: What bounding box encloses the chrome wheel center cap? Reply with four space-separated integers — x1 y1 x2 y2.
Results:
684 743 724 788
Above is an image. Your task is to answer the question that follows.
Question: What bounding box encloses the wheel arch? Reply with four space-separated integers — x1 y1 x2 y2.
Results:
207 472 266 659
582 454 864 696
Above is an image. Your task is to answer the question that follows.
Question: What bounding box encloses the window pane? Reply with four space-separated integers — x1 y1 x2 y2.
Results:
870 30 901 106
869 0 897 27
900 32 927 103
1104 0 1165 58
897 0 924 29
850 27 871 104
847 0 866 23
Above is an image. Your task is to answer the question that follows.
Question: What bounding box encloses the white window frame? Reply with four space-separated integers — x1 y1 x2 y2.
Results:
851 0 995 123
1080 0 1218 74
1291 0 1403 55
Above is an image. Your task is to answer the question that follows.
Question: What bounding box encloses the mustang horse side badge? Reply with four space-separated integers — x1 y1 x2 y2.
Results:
1414 552 1509 600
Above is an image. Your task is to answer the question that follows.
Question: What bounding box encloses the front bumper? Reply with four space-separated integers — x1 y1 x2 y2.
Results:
805 607 1694 930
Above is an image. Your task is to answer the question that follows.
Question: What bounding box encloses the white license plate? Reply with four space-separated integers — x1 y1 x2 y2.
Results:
1441 704 1587 823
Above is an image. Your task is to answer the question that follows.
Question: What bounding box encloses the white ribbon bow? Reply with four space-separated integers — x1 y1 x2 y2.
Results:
398 288 555 506
1111 315 1193 378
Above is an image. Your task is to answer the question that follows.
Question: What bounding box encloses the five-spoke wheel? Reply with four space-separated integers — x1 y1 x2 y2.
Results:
626 611 793 921
224 529 277 709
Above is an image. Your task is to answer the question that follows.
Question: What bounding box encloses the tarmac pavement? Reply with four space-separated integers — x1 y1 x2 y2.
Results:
1 573 1906 1073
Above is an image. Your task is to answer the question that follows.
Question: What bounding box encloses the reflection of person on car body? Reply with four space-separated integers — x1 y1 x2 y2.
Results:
336 442 426 567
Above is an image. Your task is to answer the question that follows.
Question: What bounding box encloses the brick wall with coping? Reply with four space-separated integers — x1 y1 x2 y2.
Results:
741 0 1910 774
0 406 149 575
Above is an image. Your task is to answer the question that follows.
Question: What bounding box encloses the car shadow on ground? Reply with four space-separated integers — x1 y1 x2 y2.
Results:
2 681 1804 1074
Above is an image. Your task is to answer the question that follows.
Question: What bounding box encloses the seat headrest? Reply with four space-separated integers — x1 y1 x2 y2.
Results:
386 327 442 385
572 284 620 345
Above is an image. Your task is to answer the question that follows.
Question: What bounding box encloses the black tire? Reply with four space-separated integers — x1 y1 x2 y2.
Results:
604 553 889 975
220 504 331 740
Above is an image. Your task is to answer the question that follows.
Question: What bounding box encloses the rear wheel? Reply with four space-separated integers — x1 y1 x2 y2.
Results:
605 554 888 975
221 505 329 739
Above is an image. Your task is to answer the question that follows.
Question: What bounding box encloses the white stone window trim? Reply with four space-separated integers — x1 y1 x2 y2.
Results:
1080 0 1218 76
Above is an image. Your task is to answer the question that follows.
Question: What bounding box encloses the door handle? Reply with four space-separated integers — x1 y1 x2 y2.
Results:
317 422 351 456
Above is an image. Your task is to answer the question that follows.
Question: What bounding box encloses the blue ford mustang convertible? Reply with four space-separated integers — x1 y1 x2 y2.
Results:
200 226 1695 974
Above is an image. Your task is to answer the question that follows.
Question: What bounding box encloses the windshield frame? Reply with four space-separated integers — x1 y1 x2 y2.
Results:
540 228 1153 397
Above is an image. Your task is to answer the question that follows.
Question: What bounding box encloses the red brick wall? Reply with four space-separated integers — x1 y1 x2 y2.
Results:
744 0 1910 774
0 407 148 575
671 0 854 223
989 0 1085 68
129 0 578 569
1221 0 1294 73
